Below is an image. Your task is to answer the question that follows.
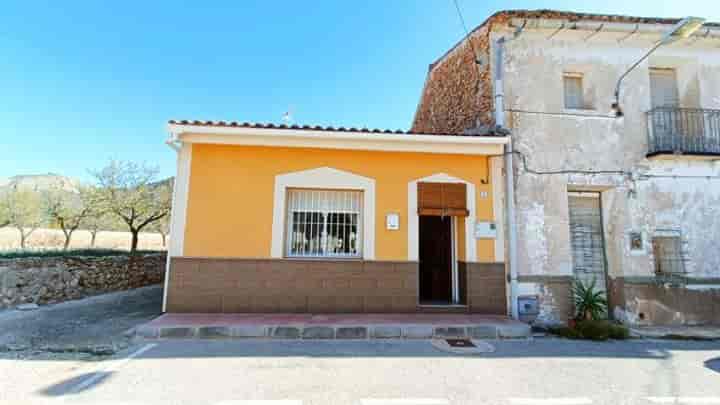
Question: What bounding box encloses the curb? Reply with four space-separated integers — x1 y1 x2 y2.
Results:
134 323 531 341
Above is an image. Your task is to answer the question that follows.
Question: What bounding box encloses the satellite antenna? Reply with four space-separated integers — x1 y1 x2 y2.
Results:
282 106 294 124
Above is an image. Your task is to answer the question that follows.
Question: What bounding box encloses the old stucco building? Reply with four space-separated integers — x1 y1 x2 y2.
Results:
413 10 720 325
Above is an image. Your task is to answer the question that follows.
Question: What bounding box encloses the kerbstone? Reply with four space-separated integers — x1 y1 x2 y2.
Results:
159 327 195 339
197 326 232 339
372 326 402 339
135 326 159 339
336 327 367 339
498 324 532 339
233 326 267 338
434 326 467 338
272 326 301 339
302 326 335 339
404 326 433 339
467 325 498 339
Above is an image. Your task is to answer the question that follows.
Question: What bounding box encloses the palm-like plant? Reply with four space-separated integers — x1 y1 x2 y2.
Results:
572 278 608 321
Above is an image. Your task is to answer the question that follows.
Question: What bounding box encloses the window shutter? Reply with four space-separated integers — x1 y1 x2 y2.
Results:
650 69 679 108
417 182 468 217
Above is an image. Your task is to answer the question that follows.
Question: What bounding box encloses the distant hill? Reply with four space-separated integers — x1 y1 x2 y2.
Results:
0 174 173 195
0 174 81 194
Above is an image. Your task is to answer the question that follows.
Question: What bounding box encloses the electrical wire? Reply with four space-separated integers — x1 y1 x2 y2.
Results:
508 150 631 176
506 108 616 119
452 0 481 64
506 150 720 179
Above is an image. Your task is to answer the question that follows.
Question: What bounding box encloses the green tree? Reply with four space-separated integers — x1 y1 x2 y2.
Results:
0 189 45 249
43 183 97 250
92 161 172 254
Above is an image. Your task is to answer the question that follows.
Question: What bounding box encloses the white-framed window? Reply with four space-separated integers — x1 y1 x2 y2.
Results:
285 188 363 258
563 73 584 109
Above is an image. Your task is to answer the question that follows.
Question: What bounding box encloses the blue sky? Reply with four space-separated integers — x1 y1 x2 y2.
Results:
2 1 718 180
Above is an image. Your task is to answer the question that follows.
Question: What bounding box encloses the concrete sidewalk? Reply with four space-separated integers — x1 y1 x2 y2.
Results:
631 325 720 340
135 313 532 340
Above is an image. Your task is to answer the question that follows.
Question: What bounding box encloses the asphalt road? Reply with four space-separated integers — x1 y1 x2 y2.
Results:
0 284 163 351
2 338 719 405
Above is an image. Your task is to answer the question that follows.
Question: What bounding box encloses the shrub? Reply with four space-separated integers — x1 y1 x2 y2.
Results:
572 278 608 321
549 325 582 339
0 249 164 259
551 320 630 341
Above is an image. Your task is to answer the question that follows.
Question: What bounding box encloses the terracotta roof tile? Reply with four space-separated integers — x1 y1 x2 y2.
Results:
168 119 501 137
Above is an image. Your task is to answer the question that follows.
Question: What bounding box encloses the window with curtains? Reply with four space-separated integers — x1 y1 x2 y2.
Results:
285 189 362 258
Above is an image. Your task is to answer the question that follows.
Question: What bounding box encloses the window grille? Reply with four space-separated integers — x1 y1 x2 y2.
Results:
652 236 685 277
563 74 584 109
285 189 362 258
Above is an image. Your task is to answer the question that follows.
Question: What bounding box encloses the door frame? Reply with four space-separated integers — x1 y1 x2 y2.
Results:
417 215 460 305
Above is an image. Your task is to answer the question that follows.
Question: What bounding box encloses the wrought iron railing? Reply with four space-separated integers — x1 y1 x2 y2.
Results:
646 107 720 156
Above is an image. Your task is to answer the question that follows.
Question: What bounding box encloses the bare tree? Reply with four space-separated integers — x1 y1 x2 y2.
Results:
43 183 96 250
148 211 170 248
0 189 45 249
92 161 172 254
84 210 118 248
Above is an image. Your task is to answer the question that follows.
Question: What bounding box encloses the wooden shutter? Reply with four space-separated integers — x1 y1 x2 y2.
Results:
650 68 679 108
417 182 468 217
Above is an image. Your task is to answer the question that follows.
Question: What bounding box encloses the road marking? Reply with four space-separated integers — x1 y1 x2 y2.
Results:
62 343 157 396
508 398 593 405
360 399 450 405
215 401 303 405
647 398 720 404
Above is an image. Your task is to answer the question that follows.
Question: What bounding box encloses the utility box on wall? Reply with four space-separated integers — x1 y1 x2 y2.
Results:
474 221 497 239
518 295 539 323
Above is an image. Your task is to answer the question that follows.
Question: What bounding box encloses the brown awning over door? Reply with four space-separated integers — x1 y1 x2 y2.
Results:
417 182 469 217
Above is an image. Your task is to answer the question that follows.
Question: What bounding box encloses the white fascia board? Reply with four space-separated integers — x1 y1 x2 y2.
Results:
168 124 508 156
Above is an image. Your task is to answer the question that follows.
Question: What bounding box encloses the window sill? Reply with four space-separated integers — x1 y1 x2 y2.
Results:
283 256 364 262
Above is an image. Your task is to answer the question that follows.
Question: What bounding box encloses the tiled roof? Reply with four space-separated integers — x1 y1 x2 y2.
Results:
168 119 499 137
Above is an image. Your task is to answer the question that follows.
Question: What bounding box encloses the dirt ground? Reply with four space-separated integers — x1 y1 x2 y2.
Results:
0 227 166 251
0 285 163 358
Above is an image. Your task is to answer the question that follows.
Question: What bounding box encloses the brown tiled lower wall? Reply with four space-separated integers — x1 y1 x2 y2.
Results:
609 278 720 325
167 257 418 313
460 262 507 315
167 257 509 314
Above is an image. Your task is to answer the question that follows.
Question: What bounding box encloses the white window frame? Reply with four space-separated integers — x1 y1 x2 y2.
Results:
284 188 364 258
271 167 375 259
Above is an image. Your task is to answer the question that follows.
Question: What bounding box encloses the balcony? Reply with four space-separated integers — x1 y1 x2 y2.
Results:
646 107 720 158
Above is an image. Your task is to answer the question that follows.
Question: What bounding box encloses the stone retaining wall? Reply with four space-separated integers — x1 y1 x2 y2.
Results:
0 253 165 308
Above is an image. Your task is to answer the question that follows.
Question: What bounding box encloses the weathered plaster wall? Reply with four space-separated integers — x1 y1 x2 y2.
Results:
500 29 720 323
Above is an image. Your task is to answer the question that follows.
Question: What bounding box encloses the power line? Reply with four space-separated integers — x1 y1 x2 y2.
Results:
452 0 481 64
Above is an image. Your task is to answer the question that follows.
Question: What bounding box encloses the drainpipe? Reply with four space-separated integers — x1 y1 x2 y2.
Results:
493 37 520 320
162 132 181 312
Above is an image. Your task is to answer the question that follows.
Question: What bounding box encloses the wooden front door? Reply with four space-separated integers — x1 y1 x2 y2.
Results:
419 215 452 303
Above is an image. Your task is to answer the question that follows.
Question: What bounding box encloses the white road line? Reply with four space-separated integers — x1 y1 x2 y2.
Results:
215 401 303 405
508 398 593 405
62 343 157 397
647 398 720 404
360 399 450 405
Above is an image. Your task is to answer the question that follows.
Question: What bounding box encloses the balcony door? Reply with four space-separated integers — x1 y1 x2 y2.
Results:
649 68 680 150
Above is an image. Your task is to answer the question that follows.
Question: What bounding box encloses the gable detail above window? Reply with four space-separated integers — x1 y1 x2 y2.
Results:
271 167 376 259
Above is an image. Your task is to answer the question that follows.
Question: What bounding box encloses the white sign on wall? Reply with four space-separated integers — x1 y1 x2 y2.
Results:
474 221 497 239
386 213 400 230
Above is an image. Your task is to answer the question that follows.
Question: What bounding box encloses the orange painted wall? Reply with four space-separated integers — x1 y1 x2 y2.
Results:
183 144 496 262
